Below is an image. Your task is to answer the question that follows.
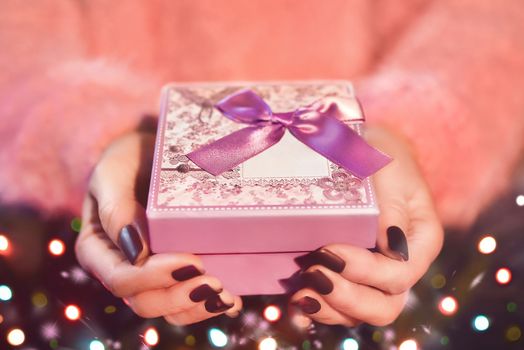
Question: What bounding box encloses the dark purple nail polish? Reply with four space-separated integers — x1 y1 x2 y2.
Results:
292 296 321 314
189 284 220 303
387 226 409 261
205 294 234 313
301 270 334 295
172 265 202 281
118 225 143 264
295 249 346 273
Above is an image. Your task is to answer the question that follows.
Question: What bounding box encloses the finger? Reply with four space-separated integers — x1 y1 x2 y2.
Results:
290 289 359 327
76 199 205 297
125 274 226 318
296 244 424 295
300 266 407 326
89 134 152 264
164 293 242 326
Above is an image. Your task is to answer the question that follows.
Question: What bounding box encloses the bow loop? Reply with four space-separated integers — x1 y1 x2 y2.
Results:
215 89 273 124
187 89 391 179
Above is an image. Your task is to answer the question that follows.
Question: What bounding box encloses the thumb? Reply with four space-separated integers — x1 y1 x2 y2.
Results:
89 136 151 265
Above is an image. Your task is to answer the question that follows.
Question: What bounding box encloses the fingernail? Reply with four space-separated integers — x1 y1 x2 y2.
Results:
205 294 234 313
295 249 345 273
189 284 221 302
118 225 143 264
301 270 334 295
387 226 409 261
292 296 321 314
172 265 203 281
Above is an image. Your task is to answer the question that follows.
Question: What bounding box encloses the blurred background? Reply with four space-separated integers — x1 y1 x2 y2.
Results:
2 1 524 349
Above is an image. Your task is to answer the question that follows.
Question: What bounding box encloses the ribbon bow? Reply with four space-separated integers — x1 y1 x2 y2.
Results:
186 89 391 179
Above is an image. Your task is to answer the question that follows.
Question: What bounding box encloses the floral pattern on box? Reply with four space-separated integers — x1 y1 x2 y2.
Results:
152 82 375 210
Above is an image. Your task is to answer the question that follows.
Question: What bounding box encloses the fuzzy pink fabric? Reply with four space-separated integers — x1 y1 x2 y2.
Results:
1 0 523 228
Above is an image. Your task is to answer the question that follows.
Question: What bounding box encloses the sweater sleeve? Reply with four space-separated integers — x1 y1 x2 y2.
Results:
357 0 524 228
0 60 160 215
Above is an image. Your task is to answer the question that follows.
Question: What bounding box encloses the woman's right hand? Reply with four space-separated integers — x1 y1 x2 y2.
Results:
75 132 242 325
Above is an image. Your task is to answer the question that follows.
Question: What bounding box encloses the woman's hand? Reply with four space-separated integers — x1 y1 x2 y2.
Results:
290 127 444 326
75 132 242 325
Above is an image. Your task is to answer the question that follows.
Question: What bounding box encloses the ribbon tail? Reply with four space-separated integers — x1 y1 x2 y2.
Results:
290 116 391 179
187 125 285 176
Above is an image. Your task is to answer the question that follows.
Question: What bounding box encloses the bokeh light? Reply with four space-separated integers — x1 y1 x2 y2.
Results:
48 239 66 256
263 305 282 322
0 285 13 301
516 195 524 206
430 274 447 289
495 268 512 285
7 328 25 346
478 236 497 254
507 302 518 313
341 337 359 350
438 296 458 316
208 328 228 348
399 339 418 350
0 234 9 252
89 339 105 350
144 327 159 346
185 335 196 346
506 325 522 342
32 292 48 308
64 304 81 321
472 315 490 331
258 337 277 350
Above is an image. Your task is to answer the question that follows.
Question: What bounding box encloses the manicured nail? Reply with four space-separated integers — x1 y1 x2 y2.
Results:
387 226 409 261
118 225 143 264
301 270 334 295
205 294 234 313
292 296 321 314
189 284 220 302
295 249 346 273
172 265 203 281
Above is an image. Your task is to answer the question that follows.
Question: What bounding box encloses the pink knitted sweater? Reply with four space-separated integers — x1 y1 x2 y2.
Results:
1 0 523 228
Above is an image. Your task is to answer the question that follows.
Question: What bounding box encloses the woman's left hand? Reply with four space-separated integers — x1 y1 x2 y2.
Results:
290 127 444 326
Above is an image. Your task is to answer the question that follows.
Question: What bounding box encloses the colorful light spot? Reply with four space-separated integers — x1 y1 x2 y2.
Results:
258 337 278 350
185 335 196 346
341 338 359 350
208 328 228 348
48 239 65 256
0 234 9 252
64 304 81 321
438 296 458 316
440 336 449 346
104 305 116 314
0 285 13 301
90 340 105 350
507 302 517 313
399 339 418 350
516 195 524 206
431 274 447 289
32 292 48 308
7 328 25 346
71 218 82 232
506 326 522 342
472 315 490 332
144 327 159 346
478 236 497 254
263 305 281 322
495 268 512 285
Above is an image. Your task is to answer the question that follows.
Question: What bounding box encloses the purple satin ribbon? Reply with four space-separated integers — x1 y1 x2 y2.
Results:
186 89 391 179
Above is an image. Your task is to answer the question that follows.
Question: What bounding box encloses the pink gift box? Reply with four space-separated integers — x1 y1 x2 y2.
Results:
147 81 379 295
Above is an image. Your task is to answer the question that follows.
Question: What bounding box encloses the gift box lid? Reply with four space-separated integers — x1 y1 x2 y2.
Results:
147 81 379 254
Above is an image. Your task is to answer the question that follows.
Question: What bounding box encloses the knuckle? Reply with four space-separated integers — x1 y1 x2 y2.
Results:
128 300 154 318
105 272 128 298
